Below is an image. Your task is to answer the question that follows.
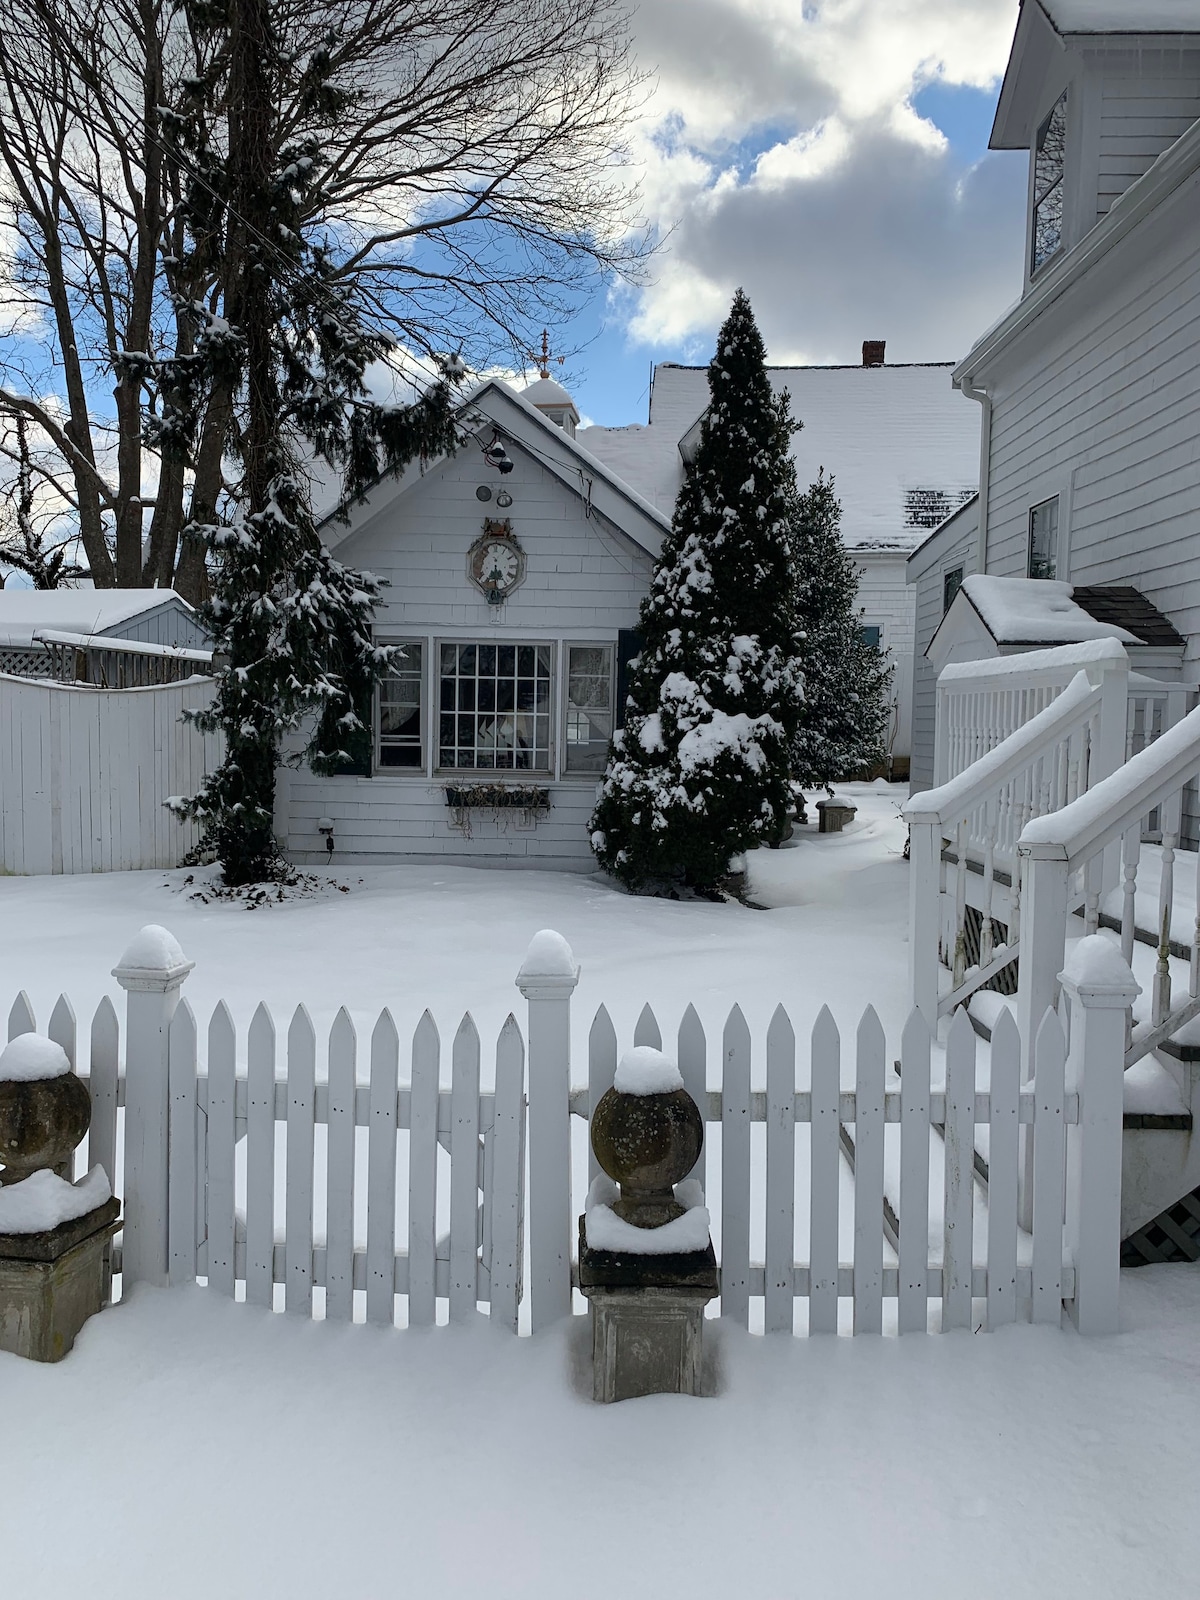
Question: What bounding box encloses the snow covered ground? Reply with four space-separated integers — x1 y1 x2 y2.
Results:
0 780 912 1064
5 1269 1200 1600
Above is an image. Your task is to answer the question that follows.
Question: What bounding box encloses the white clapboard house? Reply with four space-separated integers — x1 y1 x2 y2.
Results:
582 347 981 777
902 0 1200 1264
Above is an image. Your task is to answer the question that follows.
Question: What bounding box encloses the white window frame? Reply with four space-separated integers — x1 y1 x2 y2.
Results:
561 640 616 781
434 637 557 778
373 637 432 778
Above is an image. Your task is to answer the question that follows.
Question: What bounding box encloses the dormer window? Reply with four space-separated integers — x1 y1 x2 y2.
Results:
1032 91 1067 275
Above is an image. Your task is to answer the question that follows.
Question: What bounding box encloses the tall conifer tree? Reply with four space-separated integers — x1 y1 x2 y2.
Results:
590 290 803 893
789 472 893 790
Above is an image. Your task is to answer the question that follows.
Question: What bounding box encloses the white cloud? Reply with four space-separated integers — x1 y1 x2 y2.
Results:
620 0 1027 364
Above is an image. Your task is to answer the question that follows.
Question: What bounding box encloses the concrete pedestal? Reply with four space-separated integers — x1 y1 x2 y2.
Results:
577 1218 718 1402
0 1198 120 1363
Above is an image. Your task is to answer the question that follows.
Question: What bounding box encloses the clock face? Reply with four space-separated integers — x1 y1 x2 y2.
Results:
469 528 525 599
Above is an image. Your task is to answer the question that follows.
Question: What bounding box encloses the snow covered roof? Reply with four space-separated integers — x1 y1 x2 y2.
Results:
0 589 194 650
1040 0 1200 32
957 576 1136 644
579 362 979 551
521 377 577 411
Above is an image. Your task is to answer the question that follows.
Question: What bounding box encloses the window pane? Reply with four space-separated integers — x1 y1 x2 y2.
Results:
436 640 552 773
943 566 964 614
377 641 423 772
565 644 613 772
1032 92 1067 274
858 625 882 649
1028 496 1059 580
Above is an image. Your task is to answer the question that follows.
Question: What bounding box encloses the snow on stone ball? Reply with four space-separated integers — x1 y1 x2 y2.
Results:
614 1046 685 1097
0 1033 72 1083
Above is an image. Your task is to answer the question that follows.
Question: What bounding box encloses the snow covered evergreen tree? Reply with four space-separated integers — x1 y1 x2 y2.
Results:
163 0 458 885
590 290 803 894
789 472 893 791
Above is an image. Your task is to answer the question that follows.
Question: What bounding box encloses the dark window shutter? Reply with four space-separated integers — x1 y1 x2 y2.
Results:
616 628 644 730
328 679 374 777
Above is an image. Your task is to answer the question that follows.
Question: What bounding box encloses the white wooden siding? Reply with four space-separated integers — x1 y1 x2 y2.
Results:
1088 47 1200 221
907 504 981 793
983 179 1200 682
0 674 222 874
855 553 916 763
102 600 211 650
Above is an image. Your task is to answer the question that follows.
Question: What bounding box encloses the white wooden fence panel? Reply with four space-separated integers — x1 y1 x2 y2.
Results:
764 1005 796 1334
809 1006 841 1334
1032 1010 1067 1325
365 1011 399 1326
207 1003 237 1298
853 1007 886 1335
167 1000 198 1286
720 1005 752 1327
0 673 221 875
325 1009 357 1323
587 1005 617 1184
986 1008 1021 1328
897 1010 931 1334
285 1006 316 1316
449 1015 481 1321
245 1004 276 1310
7 991 34 1040
88 997 120 1188
678 1004 707 1191
942 1009 976 1331
634 1003 661 1049
489 1016 525 1331
408 1011 440 1327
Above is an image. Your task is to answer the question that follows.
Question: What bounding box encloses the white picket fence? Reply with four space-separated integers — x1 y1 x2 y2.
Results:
3 924 1134 1339
0 671 221 874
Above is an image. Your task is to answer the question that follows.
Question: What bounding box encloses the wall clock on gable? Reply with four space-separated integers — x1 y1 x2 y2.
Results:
468 518 526 606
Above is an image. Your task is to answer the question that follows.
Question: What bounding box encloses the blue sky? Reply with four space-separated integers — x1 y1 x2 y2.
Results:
542 1 1028 426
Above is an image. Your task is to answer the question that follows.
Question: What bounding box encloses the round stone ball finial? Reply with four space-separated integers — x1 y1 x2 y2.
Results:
590 1048 703 1229
0 1034 92 1187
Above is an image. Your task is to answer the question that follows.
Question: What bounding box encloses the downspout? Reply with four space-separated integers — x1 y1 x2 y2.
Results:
957 372 991 574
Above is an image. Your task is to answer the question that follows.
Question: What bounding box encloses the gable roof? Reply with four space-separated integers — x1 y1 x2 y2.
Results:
322 378 670 560
580 362 979 552
0 588 195 650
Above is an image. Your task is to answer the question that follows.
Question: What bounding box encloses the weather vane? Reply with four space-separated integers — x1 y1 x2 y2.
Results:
527 329 565 380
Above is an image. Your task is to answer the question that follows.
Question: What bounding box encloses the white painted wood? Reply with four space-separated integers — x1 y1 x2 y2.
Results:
764 1005 795 1334
853 1006 886 1335
517 954 577 1332
677 1003 707 1190
720 1004 751 1327
7 991 35 1040
45 994 77 1175
245 1003 276 1310
489 1015 525 1331
365 1009 400 1326
897 1009 931 1334
449 1015 482 1321
808 1006 841 1335
634 1003 662 1049
325 1008 357 1322
87 997 120 1188
941 1008 976 1332
167 1000 198 1286
408 1010 440 1326
285 1006 317 1316
206 1002 237 1297
587 1004 617 1184
986 1007 1021 1329
1031 1008 1067 1326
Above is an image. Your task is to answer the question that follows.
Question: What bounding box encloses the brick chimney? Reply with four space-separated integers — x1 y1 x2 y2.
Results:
862 340 885 368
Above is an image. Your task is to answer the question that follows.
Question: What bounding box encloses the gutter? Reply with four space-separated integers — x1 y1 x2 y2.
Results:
956 373 991 574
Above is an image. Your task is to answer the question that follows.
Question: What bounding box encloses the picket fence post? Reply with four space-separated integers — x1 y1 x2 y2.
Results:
1059 937 1139 1335
112 925 195 1291
1015 845 1070 1229
516 929 579 1333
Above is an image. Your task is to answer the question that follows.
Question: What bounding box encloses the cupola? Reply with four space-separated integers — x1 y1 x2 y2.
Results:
521 330 579 436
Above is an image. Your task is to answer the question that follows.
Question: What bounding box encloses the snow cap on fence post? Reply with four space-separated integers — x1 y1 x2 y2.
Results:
516 930 579 1333
112 925 195 1292
1059 935 1139 1336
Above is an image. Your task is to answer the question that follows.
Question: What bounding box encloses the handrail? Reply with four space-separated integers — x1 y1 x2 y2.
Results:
937 638 1126 690
1019 704 1200 870
906 671 1099 827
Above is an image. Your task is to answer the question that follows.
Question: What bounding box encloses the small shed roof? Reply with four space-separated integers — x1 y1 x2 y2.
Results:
0 588 194 649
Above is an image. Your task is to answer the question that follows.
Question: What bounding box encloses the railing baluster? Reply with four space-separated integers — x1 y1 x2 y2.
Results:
980 798 996 969
952 820 969 990
1153 794 1181 1027
1120 825 1140 970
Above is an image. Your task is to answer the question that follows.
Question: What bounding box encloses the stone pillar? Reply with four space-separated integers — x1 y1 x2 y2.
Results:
516 930 579 1333
113 925 194 1291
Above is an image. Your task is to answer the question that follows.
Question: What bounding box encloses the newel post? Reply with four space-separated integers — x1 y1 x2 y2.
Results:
516 929 579 1333
113 925 195 1292
905 812 941 1033
1059 937 1138 1335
